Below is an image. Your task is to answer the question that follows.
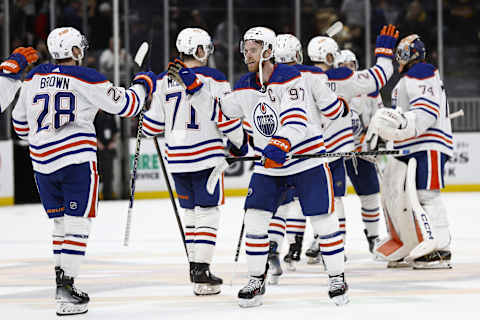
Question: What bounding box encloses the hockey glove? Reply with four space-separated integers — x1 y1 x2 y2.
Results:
262 137 291 168
0 47 39 74
374 24 399 59
339 97 350 117
133 71 157 96
227 130 249 157
167 58 203 95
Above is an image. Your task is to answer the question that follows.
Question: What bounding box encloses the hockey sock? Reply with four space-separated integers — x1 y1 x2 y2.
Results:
194 206 220 264
334 197 346 242
418 190 451 250
183 209 196 262
62 215 91 278
53 217 65 267
360 193 381 237
310 213 344 275
244 209 272 276
285 199 305 244
268 204 288 249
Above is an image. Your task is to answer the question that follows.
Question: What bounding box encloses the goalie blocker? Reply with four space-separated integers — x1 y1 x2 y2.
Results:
374 157 451 269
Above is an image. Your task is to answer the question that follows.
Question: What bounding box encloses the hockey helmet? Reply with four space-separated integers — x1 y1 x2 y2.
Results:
274 34 303 64
176 28 214 63
240 26 276 62
47 27 88 61
307 36 340 66
336 49 358 70
395 34 426 69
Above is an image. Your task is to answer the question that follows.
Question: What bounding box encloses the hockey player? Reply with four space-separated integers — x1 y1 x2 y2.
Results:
338 49 385 254
170 26 350 307
0 47 38 112
141 28 245 296
304 25 398 262
9 27 156 315
367 34 453 269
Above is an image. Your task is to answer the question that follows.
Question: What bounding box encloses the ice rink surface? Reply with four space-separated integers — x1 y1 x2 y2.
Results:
1 193 479 320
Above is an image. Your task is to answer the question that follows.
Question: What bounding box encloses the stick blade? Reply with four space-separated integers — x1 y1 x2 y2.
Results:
134 42 149 68
325 21 344 37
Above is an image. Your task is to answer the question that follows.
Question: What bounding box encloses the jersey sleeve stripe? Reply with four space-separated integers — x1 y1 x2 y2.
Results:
323 101 343 119
368 69 379 93
131 89 141 116
118 92 130 116
31 148 97 164
281 114 307 125
412 107 438 119
373 67 385 87
30 140 97 158
29 133 97 150
410 97 439 108
143 122 164 134
143 114 165 126
210 98 218 121
320 98 340 112
12 118 28 125
166 138 223 150
217 118 239 128
376 64 387 83
125 91 137 117
282 121 307 127
220 120 242 134
412 102 440 115
13 126 29 132
165 145 224 157
279 107 306 117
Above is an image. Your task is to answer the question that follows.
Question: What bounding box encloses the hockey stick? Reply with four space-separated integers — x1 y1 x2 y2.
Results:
324 21 344 37
153 137 189 259
448 109 464 120
123 42 150 247
206 150 399 194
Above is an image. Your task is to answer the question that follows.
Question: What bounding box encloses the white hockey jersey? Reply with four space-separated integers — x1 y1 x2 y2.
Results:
391 62 453 157
349 92 384 151
0 76 21 112
323 57 393 153
142 66 244 173
191 63 347 176
12 63 147 174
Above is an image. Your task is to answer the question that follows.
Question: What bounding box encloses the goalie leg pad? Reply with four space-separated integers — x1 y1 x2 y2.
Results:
194 206 220 264
418 190 451 250
310 213 344 275
244 209 272 277
53 217 65 267
62 215 91 278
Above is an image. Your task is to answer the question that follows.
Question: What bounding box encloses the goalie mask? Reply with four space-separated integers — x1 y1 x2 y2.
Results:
176 28 214 63
307 36 340 66
395 34 426 73
47 27 88 61
274 34 303 64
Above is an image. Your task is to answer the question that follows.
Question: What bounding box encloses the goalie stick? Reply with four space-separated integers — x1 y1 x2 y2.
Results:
206 150 400 195
123 41 150 247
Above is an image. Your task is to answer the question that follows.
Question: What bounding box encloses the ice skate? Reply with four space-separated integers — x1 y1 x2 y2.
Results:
238 273 266 308
192 263 223 295
305 235 321 264
364 229 380 254
387 258 411 268
55 266 64 300
267 241 282 284
412 250 452 269
56 276 89 316
283 235 303 271
328 273 349 306
189 262 195 283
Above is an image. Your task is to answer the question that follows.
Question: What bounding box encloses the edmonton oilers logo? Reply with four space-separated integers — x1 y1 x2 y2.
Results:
253 102 278 137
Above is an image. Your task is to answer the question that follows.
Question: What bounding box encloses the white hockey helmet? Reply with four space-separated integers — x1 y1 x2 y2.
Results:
176 28 214 63
336 49 358 70
307 36 340 66
274 34 303 64
240 26 276 63
47 27 88 61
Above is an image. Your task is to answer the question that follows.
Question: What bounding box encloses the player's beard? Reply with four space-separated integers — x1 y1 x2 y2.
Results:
247 60 259 73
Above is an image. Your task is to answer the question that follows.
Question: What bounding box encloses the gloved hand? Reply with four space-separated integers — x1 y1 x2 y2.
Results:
374 24 399 59
0 47 39 74
227 130 249 157
262 137 291 168
133 71 157 96
167 58 203 94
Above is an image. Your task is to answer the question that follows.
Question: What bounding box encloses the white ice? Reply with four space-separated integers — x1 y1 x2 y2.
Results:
1 193 479 319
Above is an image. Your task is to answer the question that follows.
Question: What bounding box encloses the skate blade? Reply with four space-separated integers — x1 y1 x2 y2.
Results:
412 261 452 270
307 257 320 264
267 274 280 285
285 262 296 271
238 295 263 308
330 293 350 306
387 260 411 268
56 302 88 316
193 284 221 296
405 239 437 264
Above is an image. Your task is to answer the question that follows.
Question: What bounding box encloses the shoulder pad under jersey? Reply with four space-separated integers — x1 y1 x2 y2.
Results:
25 63 108 83
233 72 258 90
405 62 436 80
157 71 168 80
268 63 301 84
192 66 228 82
325 67 354 81
294 64 324 74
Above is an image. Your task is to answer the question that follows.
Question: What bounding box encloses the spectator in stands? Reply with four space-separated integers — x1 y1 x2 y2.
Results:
445 0 479 44
88 1 113 51
63 0 83 32
99 37 133 85
94 111 119 200
397 1 434 51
